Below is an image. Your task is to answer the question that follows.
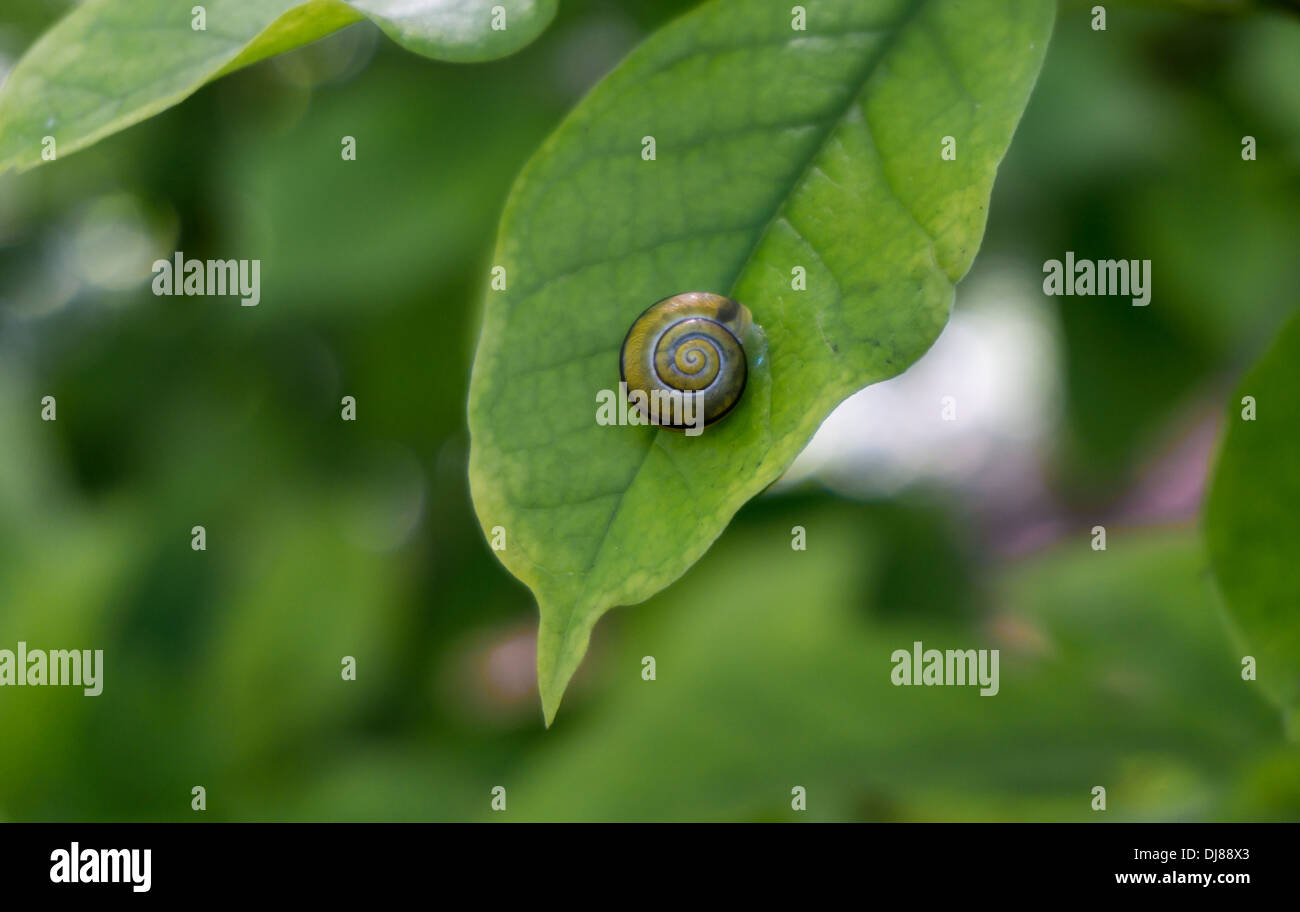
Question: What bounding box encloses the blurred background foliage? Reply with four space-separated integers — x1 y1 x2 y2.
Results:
0 0 1298 820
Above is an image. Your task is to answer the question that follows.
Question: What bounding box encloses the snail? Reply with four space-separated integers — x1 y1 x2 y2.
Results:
619 291 752 431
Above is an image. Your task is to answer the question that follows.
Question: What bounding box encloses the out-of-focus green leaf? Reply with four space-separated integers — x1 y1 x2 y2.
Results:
0 0 556 174
1205 308 1300 736
0 0 354 173
217 0 366 77
468 0 1055 724
348 0 556 63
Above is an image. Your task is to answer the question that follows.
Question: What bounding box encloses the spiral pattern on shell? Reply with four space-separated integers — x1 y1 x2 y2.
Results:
619 292 752 430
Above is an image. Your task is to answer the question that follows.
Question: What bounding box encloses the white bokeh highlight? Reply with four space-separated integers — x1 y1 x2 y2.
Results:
779 260 1064 500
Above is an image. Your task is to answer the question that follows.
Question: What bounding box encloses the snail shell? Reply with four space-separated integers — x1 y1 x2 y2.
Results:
619 291 752 430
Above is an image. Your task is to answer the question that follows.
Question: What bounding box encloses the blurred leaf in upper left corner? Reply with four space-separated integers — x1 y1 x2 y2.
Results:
0 0 557 174
0 0 358 173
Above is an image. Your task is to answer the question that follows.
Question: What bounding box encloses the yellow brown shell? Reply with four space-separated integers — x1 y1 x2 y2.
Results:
619 292 752 430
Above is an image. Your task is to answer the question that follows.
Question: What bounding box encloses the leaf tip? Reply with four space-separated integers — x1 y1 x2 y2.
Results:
536 608 596 729
538 646 575 729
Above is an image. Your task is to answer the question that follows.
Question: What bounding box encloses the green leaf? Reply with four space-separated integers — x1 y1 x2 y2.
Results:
467 0 1055 723
1205 308 1300 737
347 0 557 63
217 0 366 78
0 0 556 174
